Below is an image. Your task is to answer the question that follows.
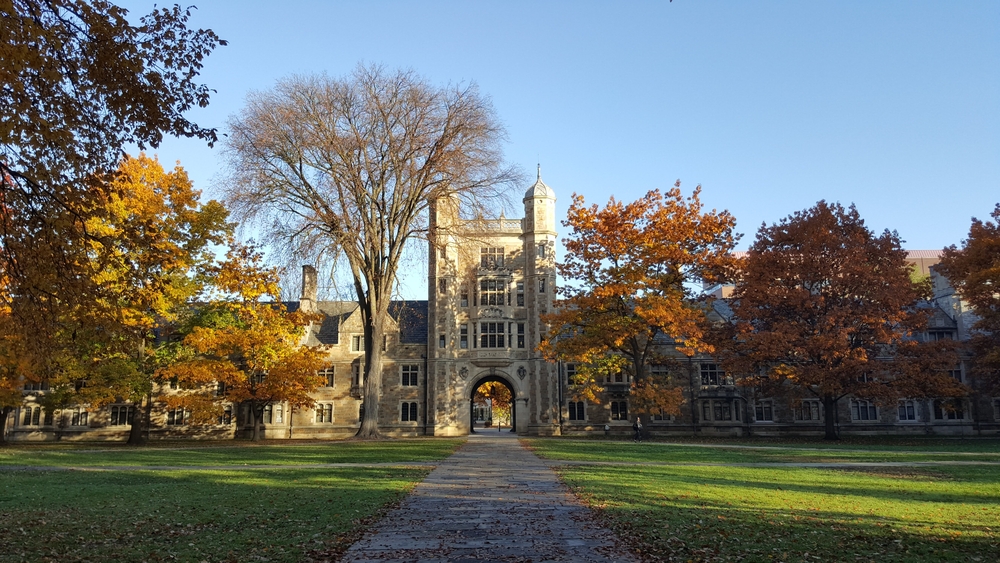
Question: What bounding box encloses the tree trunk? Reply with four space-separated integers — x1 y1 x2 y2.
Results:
356 306 388 439
143 395 153 442
0 408 9 445
822 394 839 440
356 339 384 439
251 405 263 441
126 402 145 446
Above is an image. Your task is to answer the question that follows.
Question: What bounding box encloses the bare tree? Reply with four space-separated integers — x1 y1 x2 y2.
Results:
223 65 519 438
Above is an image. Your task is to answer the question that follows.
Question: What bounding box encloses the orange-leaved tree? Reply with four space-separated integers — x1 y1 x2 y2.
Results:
474 381 512 427
160 245 326 441
938 203 1000 393
32 154 230 445
712 201 963 440
0 321 33 444
1 0 225 370
540 183 739 421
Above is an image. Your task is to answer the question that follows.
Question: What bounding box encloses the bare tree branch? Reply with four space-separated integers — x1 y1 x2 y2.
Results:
222 65 521 438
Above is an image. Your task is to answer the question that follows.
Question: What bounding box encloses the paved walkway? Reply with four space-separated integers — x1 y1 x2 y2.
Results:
339 432 640 563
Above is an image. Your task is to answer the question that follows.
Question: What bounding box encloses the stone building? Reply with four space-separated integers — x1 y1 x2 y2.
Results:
5 173 1000 440
422 168 560 436
3 171 560 441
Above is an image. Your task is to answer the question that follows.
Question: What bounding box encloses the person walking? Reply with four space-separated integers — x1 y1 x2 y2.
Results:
632 417 642 443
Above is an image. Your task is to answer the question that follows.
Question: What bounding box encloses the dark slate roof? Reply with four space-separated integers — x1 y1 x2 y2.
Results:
287 300 428 346
313 302 358 346
389 300 429 345
709 299 735 322
285 301 357 346
918 301 957 329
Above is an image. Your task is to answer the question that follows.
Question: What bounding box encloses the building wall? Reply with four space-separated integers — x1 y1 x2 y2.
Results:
425 174 559 436
560 352 1000 438
6 197 1000 441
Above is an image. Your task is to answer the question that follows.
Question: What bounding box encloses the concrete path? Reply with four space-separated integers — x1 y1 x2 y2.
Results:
339 432 640 563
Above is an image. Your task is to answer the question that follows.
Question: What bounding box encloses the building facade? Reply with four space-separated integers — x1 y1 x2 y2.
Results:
5 175 1000 441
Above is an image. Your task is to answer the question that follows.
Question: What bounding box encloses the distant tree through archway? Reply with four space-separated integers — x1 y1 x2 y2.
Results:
470 375 514 433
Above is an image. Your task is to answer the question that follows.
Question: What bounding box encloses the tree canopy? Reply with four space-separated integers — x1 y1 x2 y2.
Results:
0 0 225 440
540 184 739 419
223 64 519 438
939 203 1000 393
1 154 230 443
159 245 327 441
2 0 225 188
712 201 962 439
0 0 225 365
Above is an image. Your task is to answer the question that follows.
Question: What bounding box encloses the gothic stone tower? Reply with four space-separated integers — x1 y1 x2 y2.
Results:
426 170 559 435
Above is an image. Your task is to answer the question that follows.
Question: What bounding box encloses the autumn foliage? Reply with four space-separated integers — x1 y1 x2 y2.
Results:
1 1 225 333
1 0 225 440
712 202 963 439
939 204 1000 393
159 245 327 441
1 154 230 443
540 184 738 419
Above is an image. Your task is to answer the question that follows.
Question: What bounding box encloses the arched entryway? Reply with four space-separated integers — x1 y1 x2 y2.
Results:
469 373 517 434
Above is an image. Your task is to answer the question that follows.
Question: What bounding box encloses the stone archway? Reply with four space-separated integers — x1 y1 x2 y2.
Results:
468 372 518 434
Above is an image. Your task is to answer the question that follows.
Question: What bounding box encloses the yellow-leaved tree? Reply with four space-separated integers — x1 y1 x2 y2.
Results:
540 183 739 423
2 0 225 443
160 245 327 441
36 154 230 444
0 322 33 443
1 0 225 362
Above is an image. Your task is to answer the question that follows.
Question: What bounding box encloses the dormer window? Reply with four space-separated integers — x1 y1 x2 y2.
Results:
23 381 49 392
928 330 955 341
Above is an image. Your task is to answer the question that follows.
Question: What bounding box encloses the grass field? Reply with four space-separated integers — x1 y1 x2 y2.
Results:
528 438 1000 562
0 438 464 467
526 439 1000 464
0 439 464 562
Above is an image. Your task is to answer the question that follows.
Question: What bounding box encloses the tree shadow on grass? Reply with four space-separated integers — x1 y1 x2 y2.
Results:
595 464 1000 506
0 439 463 468
601 501 996 563
560 465 999 562
0 466 427 562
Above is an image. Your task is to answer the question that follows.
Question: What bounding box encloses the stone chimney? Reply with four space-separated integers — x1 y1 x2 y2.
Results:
300 265 318 313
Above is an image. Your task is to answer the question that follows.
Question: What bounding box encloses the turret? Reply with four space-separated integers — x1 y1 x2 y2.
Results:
523 165 557 236
522 166 557 293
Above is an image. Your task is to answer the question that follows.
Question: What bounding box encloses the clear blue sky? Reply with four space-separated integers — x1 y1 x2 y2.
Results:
119 1 999 298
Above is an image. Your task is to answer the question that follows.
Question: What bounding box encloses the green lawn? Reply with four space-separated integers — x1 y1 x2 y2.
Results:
528 439 1000 562
0 438 464 467
635 434 1000 453
526 438 1000 464
0 439 464 562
